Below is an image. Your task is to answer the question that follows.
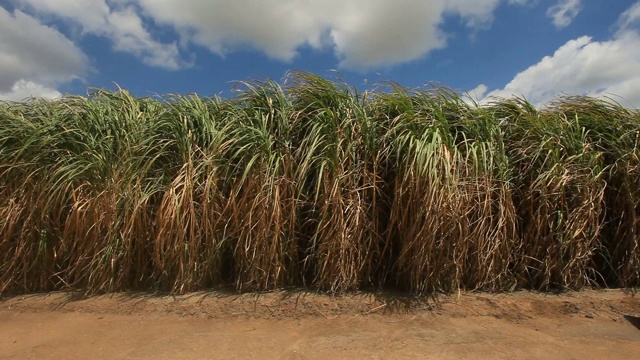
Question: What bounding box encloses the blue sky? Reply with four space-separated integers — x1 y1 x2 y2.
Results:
1 0 639 107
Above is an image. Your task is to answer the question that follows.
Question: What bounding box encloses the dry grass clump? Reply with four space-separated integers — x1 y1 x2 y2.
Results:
1 72 639 295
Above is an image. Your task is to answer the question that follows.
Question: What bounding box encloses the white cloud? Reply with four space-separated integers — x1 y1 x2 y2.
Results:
0 80 61 101
546 0 582 28
470 1 640 109
8 0 531 71
107 7 186 69
15 0 189 70
130 0 525 70
617 1 640 33
476 30 640 108
0 7 89 100
465 84 489 105
446 0 501 28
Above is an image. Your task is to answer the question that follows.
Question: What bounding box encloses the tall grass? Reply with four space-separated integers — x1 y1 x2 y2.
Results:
1 72 639 295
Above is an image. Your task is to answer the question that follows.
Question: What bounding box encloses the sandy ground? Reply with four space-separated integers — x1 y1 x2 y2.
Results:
1 289 639 359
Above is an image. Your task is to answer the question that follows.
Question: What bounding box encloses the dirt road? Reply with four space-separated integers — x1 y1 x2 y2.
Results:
1 289 639 359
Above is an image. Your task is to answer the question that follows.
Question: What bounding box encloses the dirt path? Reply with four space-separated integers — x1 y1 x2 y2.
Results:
1 289 639 359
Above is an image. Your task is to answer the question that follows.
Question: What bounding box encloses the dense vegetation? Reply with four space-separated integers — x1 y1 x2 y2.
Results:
1 72 639 295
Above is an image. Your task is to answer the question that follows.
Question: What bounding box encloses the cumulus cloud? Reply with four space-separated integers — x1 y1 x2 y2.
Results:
465 84 489 104
473 29 640 108
0 80 61 101
8 0 530 71
0 7 89 100
546 0 582 28
129 0 522 70
15 0 189 70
